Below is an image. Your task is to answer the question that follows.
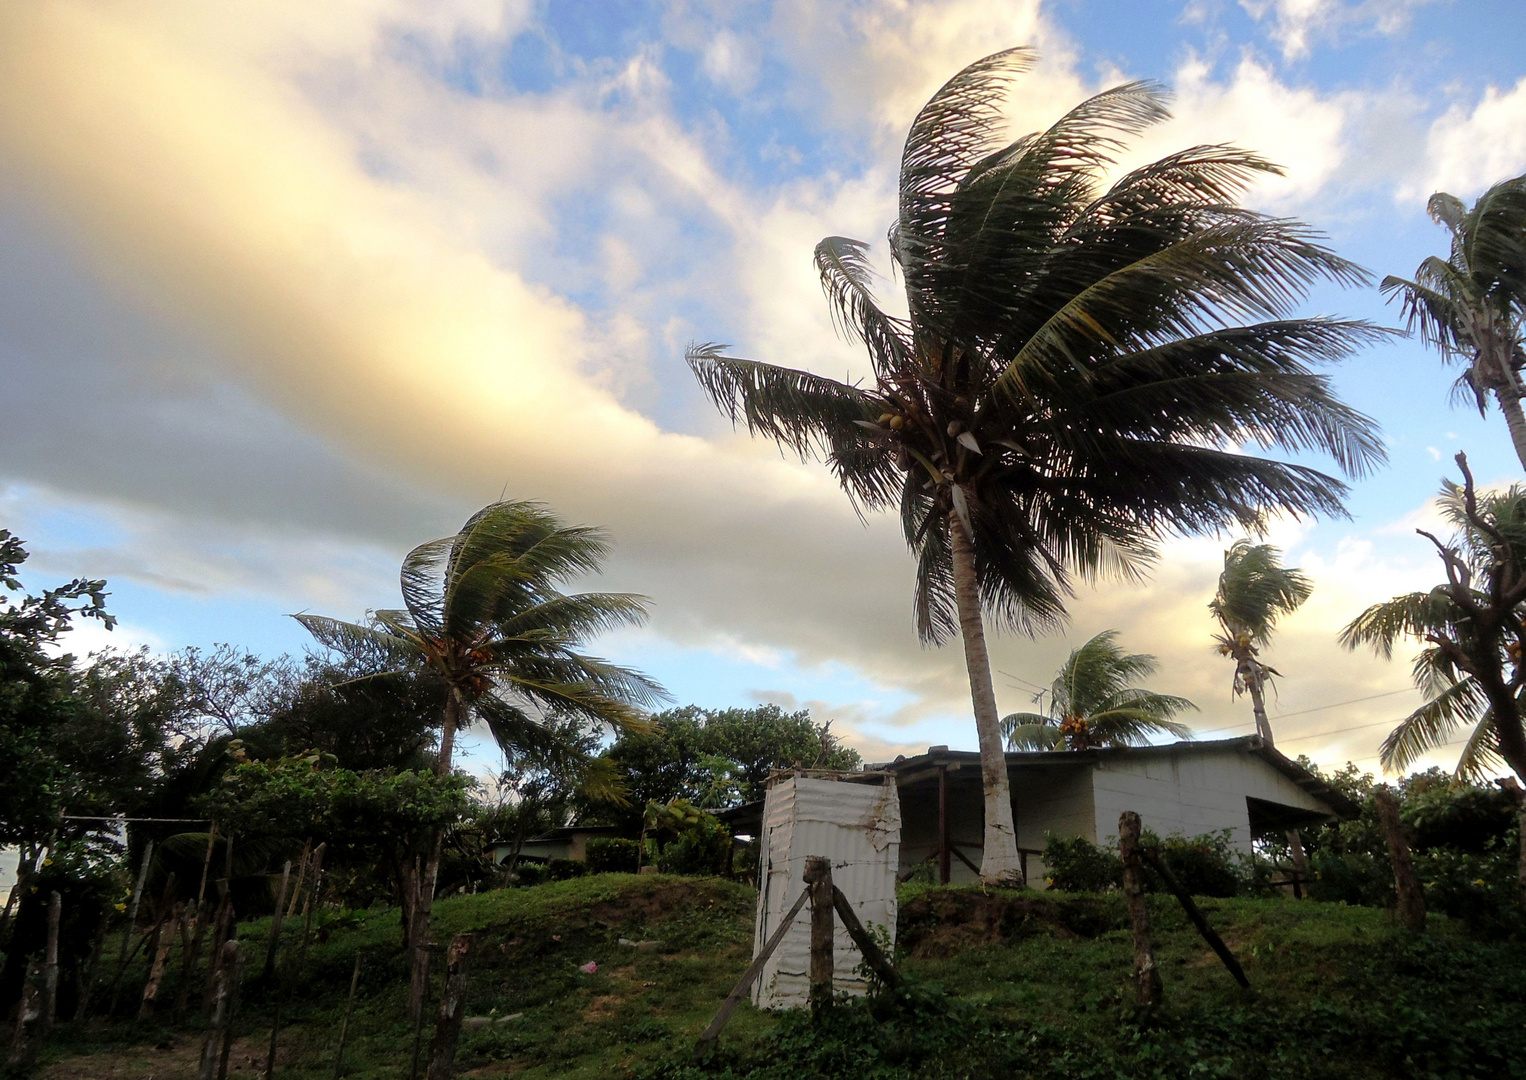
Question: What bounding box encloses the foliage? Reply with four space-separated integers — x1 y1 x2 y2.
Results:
585 837 641 875
647 799 732 876
1002 630 1195 750
1041 834 1123 892
594 705 859 832
1341 460 1526 781
1041 829 1250 897
546 858 587 882
1210 541 1311 741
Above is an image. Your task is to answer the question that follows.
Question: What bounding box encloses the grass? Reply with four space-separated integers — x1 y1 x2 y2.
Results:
32 875 1526 1079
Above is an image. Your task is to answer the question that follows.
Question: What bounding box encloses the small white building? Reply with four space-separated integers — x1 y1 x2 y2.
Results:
876 736 1353 885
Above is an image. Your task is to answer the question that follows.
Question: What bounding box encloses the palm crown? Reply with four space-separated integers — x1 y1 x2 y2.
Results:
1209 540 1310 744
1001 630 1195 751
295 500 666 777
1382 177 1526 468
1341 474 1526 781
690 47 1382 883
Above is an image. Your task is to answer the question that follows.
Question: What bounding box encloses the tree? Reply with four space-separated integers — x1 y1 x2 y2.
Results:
295 500 665 1016
1210 540 1313 745
689 49 1383 882
1001 630 1194 750
1341 455 1526 783
1382 177 1526 468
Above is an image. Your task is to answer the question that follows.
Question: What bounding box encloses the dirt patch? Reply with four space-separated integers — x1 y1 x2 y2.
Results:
586 882 710 928
899 890 1125 958
582 993 623 1022
38 1032 267 1080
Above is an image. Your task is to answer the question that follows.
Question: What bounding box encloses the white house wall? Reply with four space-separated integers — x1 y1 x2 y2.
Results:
1089 746 1330 852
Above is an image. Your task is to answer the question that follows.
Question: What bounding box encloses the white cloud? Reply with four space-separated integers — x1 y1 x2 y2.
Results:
1414 76 1526 200
1240 0 1437 62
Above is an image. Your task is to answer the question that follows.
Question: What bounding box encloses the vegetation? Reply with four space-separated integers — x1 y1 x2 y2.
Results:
1001 630 1195 750
689 48 1383 883
1383 176 1526 468
33 876 1525 1080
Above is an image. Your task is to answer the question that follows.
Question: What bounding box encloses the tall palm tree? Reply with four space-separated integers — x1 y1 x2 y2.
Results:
689 48 1384 883
1209 540 1312 745
296 500 665 1017
1001 630 1194 751
1340 470 1526 783
1383 177 1526 469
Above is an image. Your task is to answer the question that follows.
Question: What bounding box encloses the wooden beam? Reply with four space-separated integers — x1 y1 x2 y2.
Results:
830 886 903 990
1141 847 1249 989
1118 812 1160 1010
695 886 811 1054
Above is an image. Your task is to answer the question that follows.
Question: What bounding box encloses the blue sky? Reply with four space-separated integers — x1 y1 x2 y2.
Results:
3 0 1526 774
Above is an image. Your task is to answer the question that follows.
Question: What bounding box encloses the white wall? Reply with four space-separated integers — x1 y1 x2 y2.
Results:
1090 746 1330 852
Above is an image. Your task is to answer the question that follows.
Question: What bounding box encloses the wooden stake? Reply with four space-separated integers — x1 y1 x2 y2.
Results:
6 960 41 1070
1140 847 1249 989
40 890 61 1033
695 886 811 1054
264 860 292 982
804 856 834 1013
299 845 326 967
829 886 902 989
202 880 235 1020
216 944 245 1080
139 901 183 1019
332 953 362 1080
286 841 312 920
1118 812 1161 1009
425 934 474 1080
110 840 155 1010
1373 789 1426 932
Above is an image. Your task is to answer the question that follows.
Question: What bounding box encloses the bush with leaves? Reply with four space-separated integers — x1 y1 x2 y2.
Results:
1042 829 1252 896
585 837 640 875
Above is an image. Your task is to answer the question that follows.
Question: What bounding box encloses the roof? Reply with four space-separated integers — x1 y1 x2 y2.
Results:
489 824 625 846
871 736 1360 818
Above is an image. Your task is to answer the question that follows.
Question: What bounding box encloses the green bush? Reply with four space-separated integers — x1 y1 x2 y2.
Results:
585 836 640 874
1041 834 1121 892
547 858 587 881
513 861 547 887
656 829 731 876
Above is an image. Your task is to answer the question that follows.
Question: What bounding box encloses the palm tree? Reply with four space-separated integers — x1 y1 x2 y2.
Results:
1209 540 1313 745
295 500 665 1017
1001 630 1195 750
1383 177 1526 469
689 48 1384 883
1340 468 1526 783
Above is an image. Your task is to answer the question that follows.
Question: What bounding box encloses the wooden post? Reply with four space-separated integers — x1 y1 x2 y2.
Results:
425 934 474 1080
41 891 61 1032
264 860 292 982
829 886 902 989
6 960 41 1069
1140 847 1250 989
333 953 362 1080
299 845 326 967
803 856 834 1013
695 887 811 1054
198 941 239 1080
139 902 183 1019
1285 828 1309 899
1373 789 1425 932
110 840 155 1012
938 766 950 885
216 944 245 1080
1118 812 1161 1009
286 841 312 919
203 880 235 1020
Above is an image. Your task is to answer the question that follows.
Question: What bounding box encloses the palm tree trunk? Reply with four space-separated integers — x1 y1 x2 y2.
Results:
411 689 463 1023
948 520 1024 886
1245 668 1310 894
1493 383 1526 472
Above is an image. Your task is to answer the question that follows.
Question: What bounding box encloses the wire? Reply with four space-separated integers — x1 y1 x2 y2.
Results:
1193 687 1417 738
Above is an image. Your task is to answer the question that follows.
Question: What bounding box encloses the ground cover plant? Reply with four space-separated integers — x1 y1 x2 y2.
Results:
30 874 1525 1080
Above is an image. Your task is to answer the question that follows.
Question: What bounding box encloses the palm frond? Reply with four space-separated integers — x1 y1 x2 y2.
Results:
1377 675 1489 774
1211 541 1312 646
814 236 910 376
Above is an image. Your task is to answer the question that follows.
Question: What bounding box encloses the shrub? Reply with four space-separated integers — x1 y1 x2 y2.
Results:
585 837 640 875
547 858 587 881
656 829 731 876
513 862 547 887
1041 834 1121 892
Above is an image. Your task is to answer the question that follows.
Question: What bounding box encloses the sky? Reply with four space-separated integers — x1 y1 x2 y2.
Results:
3 0 1526 780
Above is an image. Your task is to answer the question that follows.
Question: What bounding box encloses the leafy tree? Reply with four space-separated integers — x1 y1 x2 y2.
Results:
295 500 664 1015
1001 630 1194 750
1210 540 1313 745
485 716 611 879
1383 177 1526 468
689 49 1382 881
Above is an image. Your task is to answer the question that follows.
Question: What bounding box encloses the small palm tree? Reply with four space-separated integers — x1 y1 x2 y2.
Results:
1340 469 1526 782
1383 177 1526 468
296 500 665 1018
1001 631 1195 751
1210 541 1312 745
691 49 1382 883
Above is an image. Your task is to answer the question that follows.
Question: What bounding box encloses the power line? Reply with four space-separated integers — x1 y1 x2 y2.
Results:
1194 687 1416 738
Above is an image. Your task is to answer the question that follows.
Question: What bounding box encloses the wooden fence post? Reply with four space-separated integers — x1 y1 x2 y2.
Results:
425 934 474 1080
202 879 235 1021
1140 847 1249 989
139 901 183 1019
264 860 292 982
41 891 61 1033
333 953 362 1080
1118 812 1161 1009
829 886 903 990
198 941 239 1080
6 961 42 1070
1373 789 1425 931
803 856 834 1013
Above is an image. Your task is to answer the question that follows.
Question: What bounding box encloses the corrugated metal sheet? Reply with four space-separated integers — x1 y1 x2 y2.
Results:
751 776 901 1010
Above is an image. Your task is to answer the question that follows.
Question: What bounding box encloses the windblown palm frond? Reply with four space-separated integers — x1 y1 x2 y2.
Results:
1001 630 1196 750
1212 541 1313 648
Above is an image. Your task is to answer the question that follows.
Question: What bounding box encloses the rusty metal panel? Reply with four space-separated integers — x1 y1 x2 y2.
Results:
751 775 901 1010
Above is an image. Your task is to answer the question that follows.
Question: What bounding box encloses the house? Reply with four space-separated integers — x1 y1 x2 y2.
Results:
490 824 625 866
871 736 1354 885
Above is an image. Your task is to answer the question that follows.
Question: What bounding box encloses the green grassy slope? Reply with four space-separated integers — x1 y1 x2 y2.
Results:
38 875 1526 1080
